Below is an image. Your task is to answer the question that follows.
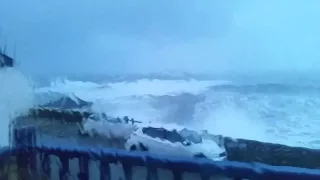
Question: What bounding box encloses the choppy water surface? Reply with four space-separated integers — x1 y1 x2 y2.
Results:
34 77 320 149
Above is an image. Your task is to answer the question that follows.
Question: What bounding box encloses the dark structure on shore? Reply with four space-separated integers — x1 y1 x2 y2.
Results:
0 49 14 67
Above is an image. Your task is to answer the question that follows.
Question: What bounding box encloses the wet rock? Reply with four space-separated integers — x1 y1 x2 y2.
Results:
224 137 320 169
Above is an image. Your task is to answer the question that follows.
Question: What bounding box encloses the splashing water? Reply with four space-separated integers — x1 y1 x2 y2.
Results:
35 76 320 149
0 68 34 146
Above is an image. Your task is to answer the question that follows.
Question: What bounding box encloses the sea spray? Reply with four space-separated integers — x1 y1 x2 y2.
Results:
0 68 34 146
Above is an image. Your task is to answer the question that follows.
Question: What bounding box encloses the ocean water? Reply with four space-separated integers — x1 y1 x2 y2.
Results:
33 76 320 149
2 68 320 149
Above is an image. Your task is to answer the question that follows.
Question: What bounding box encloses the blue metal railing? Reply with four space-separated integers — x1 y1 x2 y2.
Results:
1 126 320 180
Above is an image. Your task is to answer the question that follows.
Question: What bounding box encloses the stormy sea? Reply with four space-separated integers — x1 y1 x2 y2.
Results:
2 69 320 150
38 72 320 148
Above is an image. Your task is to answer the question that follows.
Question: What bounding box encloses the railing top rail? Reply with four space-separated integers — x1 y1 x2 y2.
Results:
7 126 320 180
6 144 320 180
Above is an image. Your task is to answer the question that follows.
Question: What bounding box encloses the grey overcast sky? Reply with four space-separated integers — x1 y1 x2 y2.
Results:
1 0 320 77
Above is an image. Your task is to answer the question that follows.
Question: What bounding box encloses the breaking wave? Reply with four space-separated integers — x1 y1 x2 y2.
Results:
35 77 320 149
0 68 35 146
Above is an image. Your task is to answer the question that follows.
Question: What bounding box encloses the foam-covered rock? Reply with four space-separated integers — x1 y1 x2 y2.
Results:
41 94 92 109
17 108 320 169
224 137 320 169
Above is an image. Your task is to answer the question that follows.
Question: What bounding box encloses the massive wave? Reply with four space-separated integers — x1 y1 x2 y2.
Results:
0 68 34 146
34 77 320 149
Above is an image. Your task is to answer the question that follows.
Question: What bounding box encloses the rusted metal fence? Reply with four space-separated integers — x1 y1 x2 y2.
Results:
1 126 320 180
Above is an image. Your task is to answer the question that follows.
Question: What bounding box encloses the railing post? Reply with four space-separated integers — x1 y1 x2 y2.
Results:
41 152 51 179
11 126 37 180
59 154 70 180
100 159 111 180
146 167 158 180
122 163 133 180
11 126 37 148
78 155 89 180
0 147 11 180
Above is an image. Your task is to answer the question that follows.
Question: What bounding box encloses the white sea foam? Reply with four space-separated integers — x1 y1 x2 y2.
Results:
0 68 34 146
82 117 136 140
36 77 320 149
